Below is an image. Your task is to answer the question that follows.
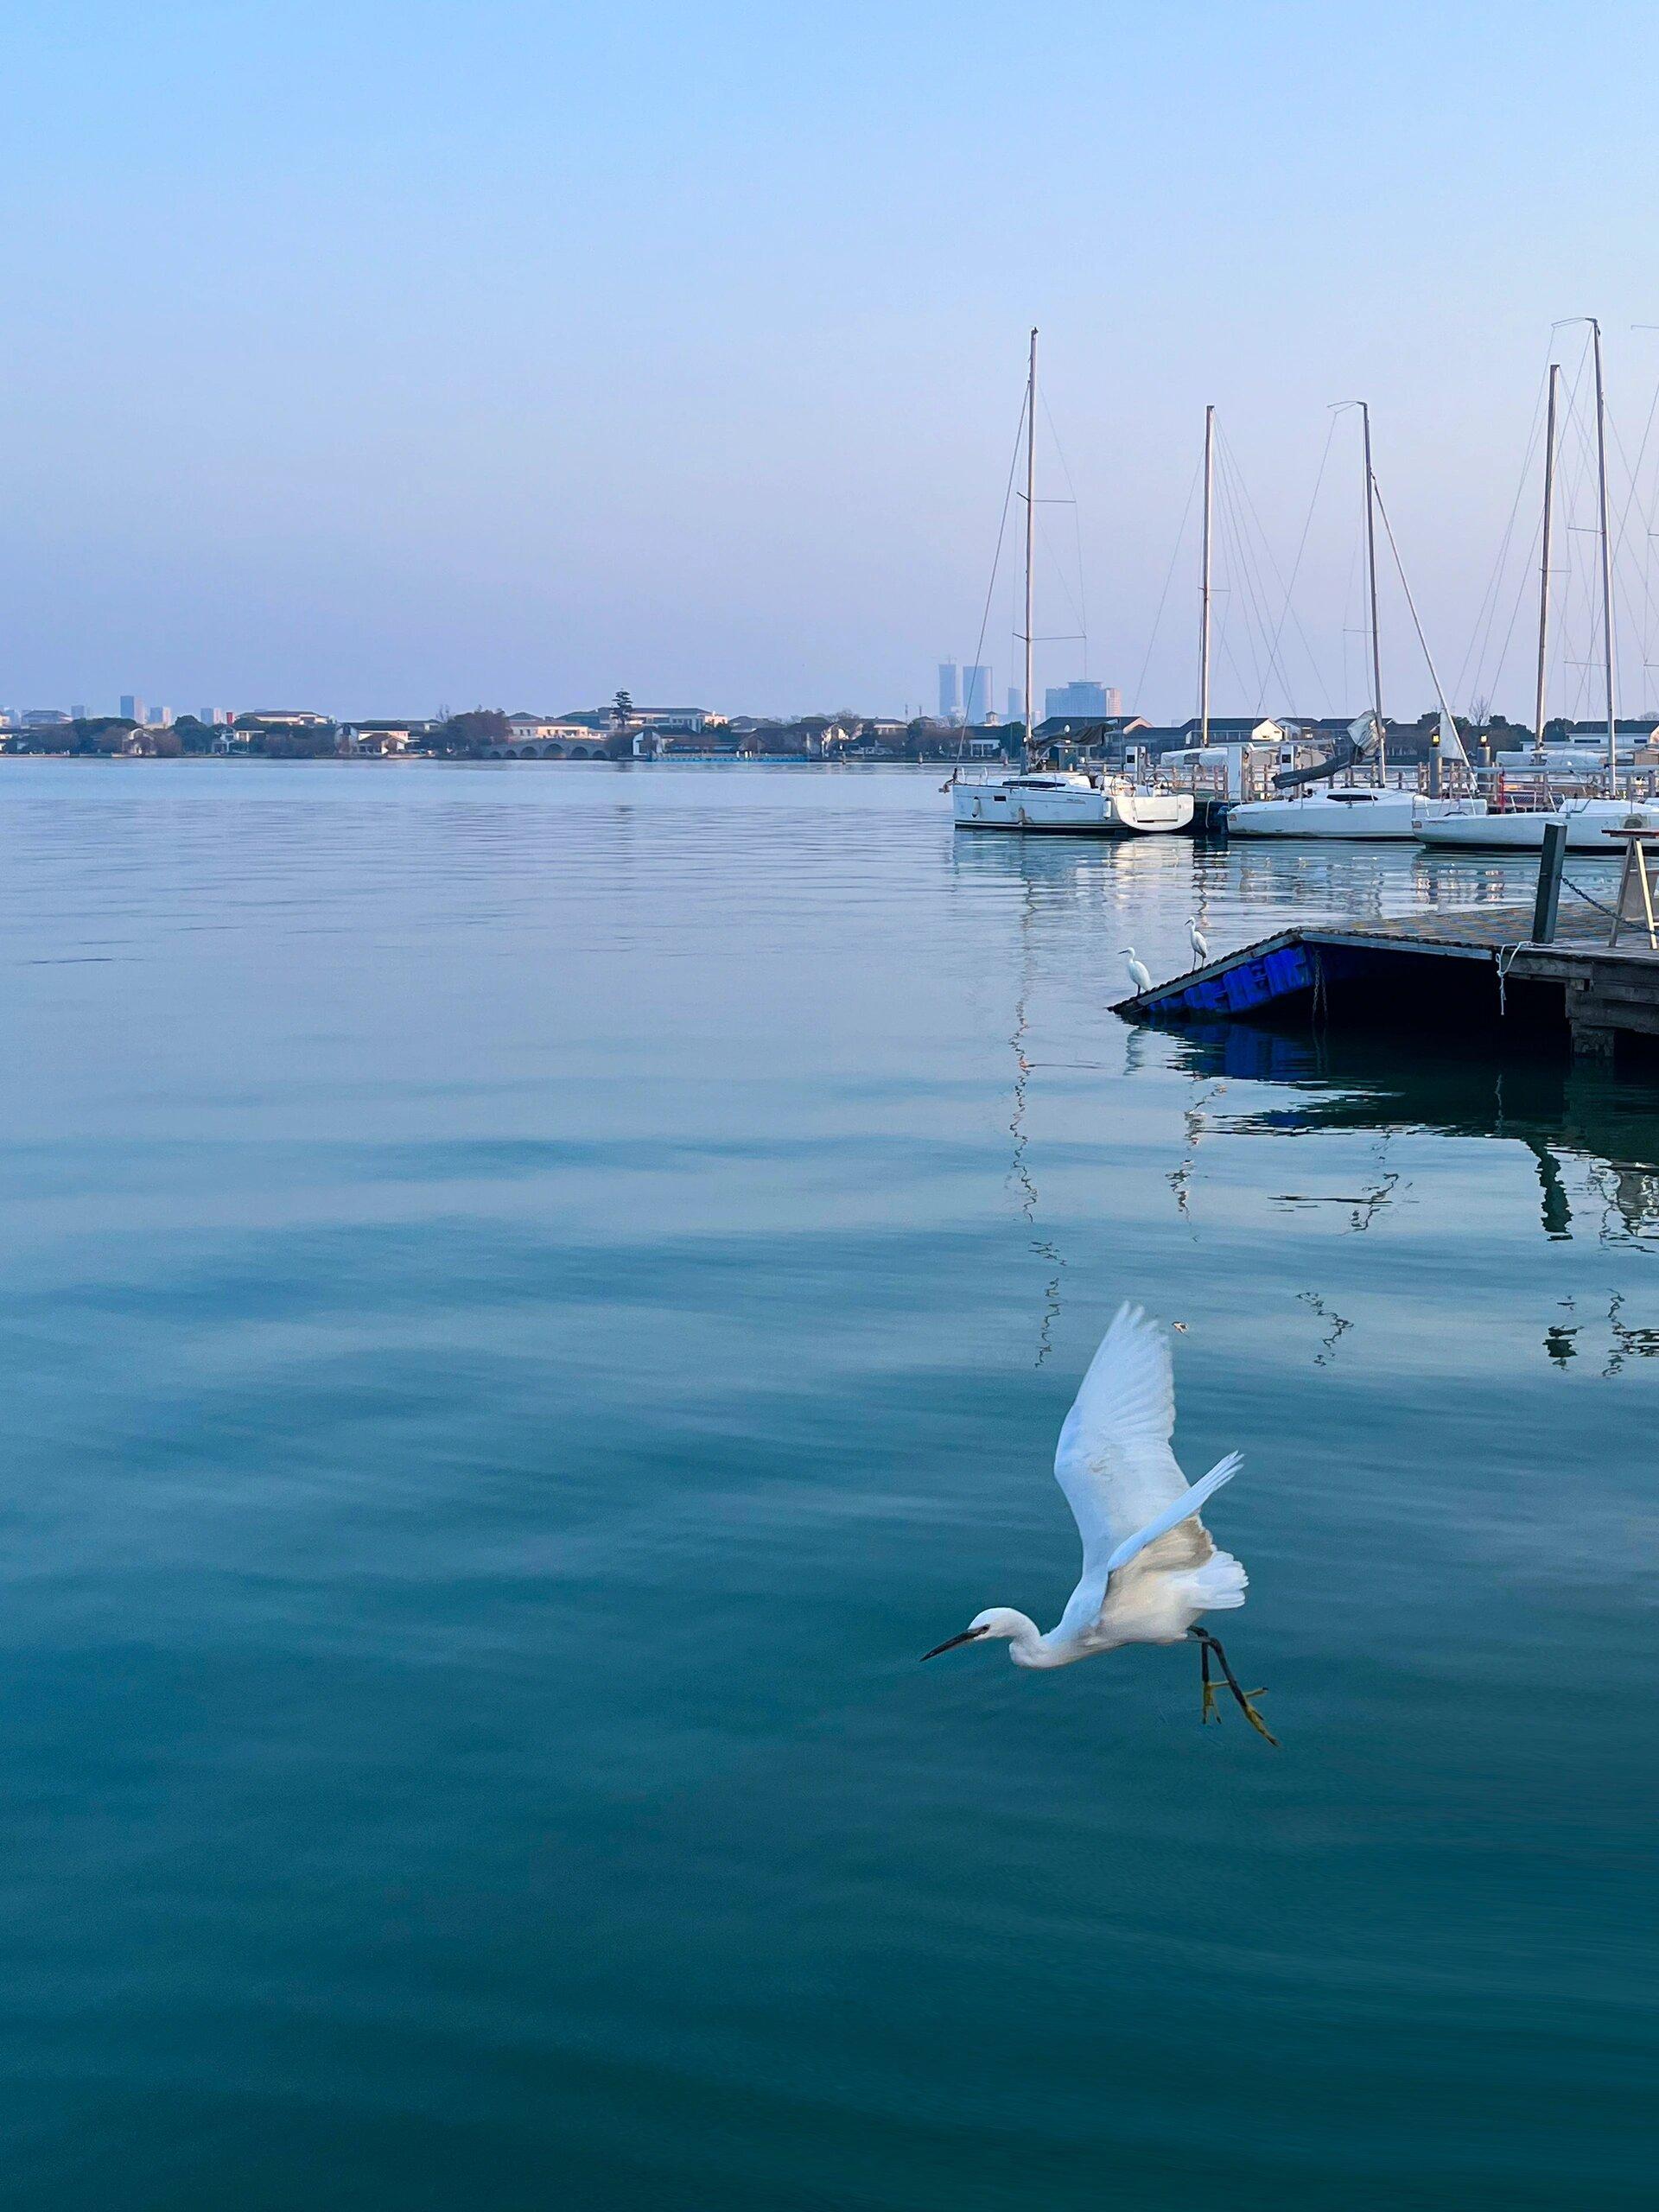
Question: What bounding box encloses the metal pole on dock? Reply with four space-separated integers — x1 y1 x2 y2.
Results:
1023 327 1037 762
1534 363 1560 761
1199 404 1214 754
1592 320 1618 789
1362 402 1386 785
1532 818 1567 945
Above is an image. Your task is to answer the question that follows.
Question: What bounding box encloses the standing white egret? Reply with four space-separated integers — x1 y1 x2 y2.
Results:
922 1303 1275 1741
1121 947 1153 994
1186 916 1209 968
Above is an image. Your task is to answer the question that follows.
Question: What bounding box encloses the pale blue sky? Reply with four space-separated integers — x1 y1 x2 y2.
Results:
3 1 1659 721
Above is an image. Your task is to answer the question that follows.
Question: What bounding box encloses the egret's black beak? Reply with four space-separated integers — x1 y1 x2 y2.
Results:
920 1625 989 1662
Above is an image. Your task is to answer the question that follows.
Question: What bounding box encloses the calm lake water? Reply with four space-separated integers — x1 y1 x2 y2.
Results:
3 760 1656 2210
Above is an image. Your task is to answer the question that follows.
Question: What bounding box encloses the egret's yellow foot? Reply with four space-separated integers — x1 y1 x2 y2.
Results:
1201 1678 1219 1724
1196 1630 1281 1748
1239 1694 1278 1746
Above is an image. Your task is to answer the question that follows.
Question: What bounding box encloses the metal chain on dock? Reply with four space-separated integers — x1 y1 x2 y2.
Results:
1560 874 1623 924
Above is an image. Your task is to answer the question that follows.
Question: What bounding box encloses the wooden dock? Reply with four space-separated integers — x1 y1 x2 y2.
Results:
1115 899 1659 1061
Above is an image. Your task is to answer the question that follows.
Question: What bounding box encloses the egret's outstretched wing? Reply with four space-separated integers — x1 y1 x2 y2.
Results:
1103 1452 1241 1573
1052 1304 1189 1579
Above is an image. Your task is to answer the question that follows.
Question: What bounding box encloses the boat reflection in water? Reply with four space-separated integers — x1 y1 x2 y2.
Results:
1166 1020 1659 1253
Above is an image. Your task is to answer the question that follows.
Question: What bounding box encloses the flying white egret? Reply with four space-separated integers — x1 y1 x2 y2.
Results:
1187 916 1209 967
1121 947 1153 994
923 1303 1275 1741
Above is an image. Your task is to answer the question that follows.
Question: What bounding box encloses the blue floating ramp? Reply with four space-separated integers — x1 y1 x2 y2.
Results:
1112 904 1659 1059
1114 931 1317 1020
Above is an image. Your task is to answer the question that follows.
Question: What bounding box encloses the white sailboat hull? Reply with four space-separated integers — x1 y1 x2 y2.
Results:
951 779 1192 835
1226 791 1481 841
1417 798 1659 852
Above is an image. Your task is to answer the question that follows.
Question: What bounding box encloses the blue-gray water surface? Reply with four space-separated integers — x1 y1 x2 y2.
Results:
3 760 1656 2209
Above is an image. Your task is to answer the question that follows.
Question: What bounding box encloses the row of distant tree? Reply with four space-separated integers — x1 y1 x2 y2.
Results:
2 715 362 757
3 715 208 755
7 703 1019 761
1 710 594 759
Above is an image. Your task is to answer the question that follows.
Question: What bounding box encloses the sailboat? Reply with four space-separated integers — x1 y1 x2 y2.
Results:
1227 404 1484 840
1421 328 1659 851
951 332 1192 836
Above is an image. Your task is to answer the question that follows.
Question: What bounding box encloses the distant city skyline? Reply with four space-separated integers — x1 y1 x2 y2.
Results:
1045 680 1122 721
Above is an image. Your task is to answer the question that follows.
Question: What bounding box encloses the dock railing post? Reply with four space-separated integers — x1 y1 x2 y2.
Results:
1531 819 1567 944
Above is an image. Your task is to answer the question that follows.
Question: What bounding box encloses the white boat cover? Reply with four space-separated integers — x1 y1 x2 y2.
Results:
1438 713 1468 766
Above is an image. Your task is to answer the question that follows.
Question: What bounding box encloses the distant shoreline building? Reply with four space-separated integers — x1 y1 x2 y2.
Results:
1045 679 1114 720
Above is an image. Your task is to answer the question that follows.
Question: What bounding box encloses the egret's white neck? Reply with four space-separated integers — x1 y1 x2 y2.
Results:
996 1611 1062 1668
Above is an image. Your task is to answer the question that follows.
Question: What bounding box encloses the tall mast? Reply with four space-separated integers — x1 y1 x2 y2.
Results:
1361 401 1386 783
1198 404 1214 752
1592 318 1618 785
1023 327 1037 756
1534 362 1560 759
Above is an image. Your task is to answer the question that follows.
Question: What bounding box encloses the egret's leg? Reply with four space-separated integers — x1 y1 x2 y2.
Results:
1194 1630 1278 1746
1195 1632 1218 1723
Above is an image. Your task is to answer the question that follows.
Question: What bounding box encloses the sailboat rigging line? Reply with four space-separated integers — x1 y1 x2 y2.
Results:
1035 507 1088 640
1454 356 1552 709
1631 345 1659 702
1039 388 1090 673
1073 496 1089 679
1209 446 1250 705
1260 410 1341 719
1131 448 1204 713
1215 613 1258 711
964 385 1029 719
1207 482 1248 710
1629 507 1659 702
1603 376 1659 574
1369 476 1459 733
1214 448 1270 707
1212 422 1298 711
1599 380 1659 708
1340 528 1363 718
1478 505 1547 719
1216 433 1283 708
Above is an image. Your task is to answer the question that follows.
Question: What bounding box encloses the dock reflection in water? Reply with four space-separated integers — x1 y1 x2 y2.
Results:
1166 1020 1659 1369
1171 1023 1659 1245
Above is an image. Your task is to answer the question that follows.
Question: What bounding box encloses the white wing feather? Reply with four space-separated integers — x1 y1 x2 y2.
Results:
1103 1452 1241 1573
1051 1305 1240 1638
1052 1303 1188 1575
